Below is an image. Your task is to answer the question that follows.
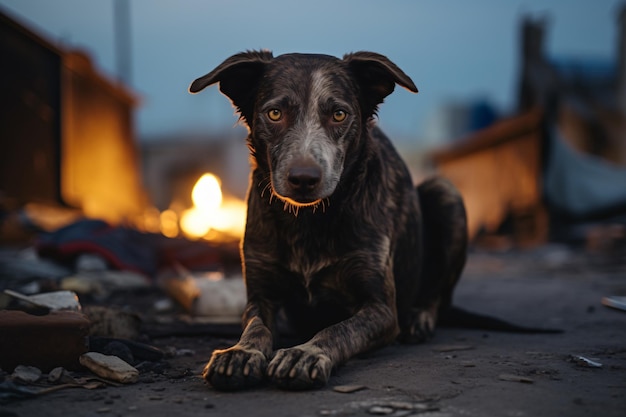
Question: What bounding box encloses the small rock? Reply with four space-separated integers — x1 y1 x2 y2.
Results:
388 401 414 410
333 384 367 393
47 367 76 384
12 365 42 383
80 352 139 384
368 405 395 415
47 367 64 383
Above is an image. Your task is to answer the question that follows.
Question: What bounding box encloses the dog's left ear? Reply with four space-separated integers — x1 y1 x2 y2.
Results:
189 50 274 125
343 52 418 117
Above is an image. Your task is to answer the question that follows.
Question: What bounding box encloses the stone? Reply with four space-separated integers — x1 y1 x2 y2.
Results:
80 352 139 384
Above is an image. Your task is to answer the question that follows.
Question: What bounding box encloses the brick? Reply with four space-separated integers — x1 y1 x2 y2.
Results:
0 310 90 372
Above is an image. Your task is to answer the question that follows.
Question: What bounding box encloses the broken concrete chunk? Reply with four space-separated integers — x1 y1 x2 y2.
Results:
3 289 81 312
47 367 77 384
80 352 139 384
12 365 42 383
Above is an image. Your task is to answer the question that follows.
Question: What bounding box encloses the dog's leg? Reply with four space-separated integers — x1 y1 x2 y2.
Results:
202 301 274 390
400 177 468 343
267 302 397 390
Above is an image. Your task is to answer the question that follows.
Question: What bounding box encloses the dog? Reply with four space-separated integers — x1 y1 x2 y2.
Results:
189 51 468 390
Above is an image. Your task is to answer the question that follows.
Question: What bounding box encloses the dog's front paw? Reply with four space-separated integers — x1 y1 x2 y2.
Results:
267 345 332 390
203 345 267 390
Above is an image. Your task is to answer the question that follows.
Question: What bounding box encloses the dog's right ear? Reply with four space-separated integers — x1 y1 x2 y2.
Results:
189 50 274 125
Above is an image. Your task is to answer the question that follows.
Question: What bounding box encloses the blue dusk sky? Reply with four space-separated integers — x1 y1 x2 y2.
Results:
0 0 622 147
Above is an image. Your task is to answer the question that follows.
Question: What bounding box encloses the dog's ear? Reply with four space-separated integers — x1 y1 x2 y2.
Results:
343 52 418 117
189 50 274 125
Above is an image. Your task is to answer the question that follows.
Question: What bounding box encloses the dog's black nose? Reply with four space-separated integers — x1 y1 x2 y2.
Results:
287 166 322 193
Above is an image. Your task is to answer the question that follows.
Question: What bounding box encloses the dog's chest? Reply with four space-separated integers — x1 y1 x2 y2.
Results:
287 245 333 286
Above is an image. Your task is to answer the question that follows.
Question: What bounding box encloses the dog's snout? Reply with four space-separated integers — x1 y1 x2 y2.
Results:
287 165 322 193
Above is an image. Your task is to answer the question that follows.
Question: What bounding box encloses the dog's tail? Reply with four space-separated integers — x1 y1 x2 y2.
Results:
438 305 562 334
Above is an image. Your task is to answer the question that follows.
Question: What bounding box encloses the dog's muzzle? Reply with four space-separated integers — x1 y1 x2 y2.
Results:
274 158 325 205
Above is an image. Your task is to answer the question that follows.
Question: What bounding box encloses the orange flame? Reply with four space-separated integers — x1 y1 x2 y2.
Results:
179 173 246 240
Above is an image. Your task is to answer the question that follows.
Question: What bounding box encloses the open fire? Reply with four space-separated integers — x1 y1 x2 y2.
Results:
176 173 247 241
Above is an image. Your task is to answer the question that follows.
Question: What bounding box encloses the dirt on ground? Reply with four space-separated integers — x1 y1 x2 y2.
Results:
1 244 625 417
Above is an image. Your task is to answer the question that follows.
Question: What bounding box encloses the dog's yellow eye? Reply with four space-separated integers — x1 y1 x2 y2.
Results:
267 109 282 122
333 110 347 123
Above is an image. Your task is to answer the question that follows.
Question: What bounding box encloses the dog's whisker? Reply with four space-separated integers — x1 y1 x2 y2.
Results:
260 181 272 199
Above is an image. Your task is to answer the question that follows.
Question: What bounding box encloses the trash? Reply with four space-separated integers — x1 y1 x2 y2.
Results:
601 296 626 312
11 365 42 384
61 270 150 299
75 253 109 271
498 373 534 383
89 337 164 362
84 306 141 340
0 310 90 372
158 264 245 319
568 355 603 368
4 289 82 312
80 352 139 384
333 384 367 393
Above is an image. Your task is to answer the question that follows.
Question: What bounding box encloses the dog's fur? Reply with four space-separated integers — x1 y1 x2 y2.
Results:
189 51 468 390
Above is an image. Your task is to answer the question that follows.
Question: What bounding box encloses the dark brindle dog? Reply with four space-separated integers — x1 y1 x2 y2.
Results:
189 51 468 390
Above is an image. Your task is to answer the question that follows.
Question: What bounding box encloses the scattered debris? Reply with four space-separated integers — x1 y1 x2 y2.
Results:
84 306 141 340
332 384 367 393
3 289 81 312
11 365 42 384
601 296 626 312
89 337 164 363
568 355 603 368
79 352 139 384
368 405 395 415
47 367 77 384
432 345 475 353
61 270 150 299
158 264 245 318
498 373 534 383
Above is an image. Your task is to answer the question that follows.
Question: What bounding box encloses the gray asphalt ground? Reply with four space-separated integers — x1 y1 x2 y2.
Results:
2 244 625 417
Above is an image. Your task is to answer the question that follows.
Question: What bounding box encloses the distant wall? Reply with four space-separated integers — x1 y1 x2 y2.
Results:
431 110 546 245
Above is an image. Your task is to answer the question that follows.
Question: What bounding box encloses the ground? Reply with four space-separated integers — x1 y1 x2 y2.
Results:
2 244 625 417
